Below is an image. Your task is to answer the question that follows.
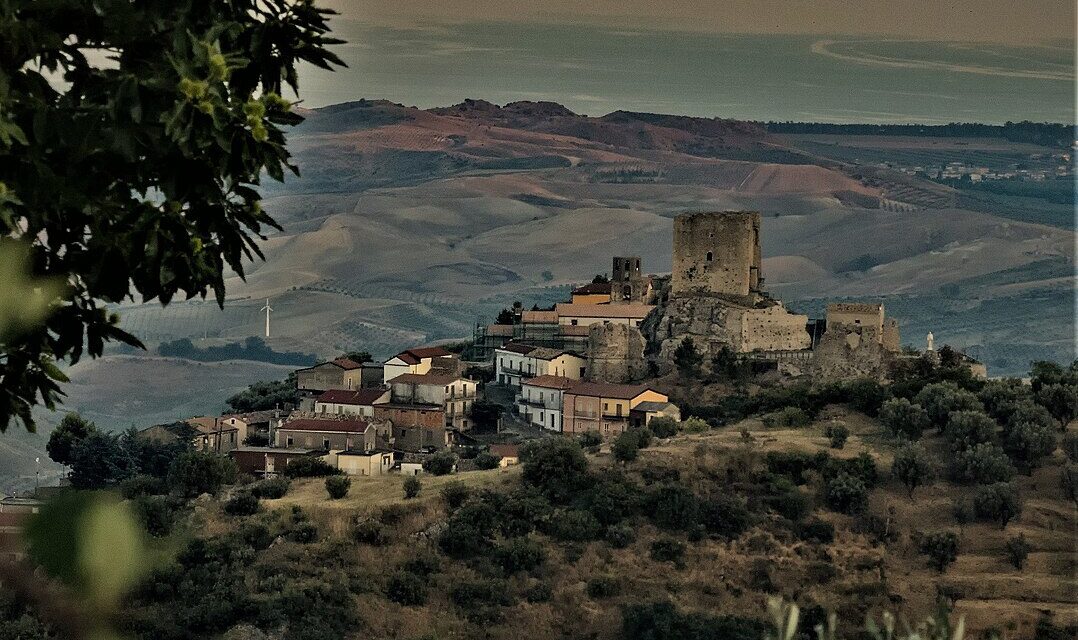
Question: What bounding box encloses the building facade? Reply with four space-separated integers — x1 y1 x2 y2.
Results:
382 346 458 385
314 388 390 417
295 358 366 392
562 382 670 437
388 373 478 430
516 375 576 431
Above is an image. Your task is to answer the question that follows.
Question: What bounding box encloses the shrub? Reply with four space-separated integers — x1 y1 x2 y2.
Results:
585 575 620 599
680 416 709 433
633 427 654 449
846 378 888 416
450 578 512 610
474 451 500 470
649 538 685 564
765 485 813 522
385 571 428 606
949 442 1015 484
804 560 838 584
647 483 700 531
825 423 849 449
167 451 238 498
223 492 260 516
979 378 1031 423
748 558 776 592
440 481 470 510
283 456 340 478
493 537 546 574
762 406 810 428
944 411 998 450
353 519 390 546
823 472 868 514
1002 419 1057 472
649 417 679 438
1037 383 1078 427
422 451 457 476
891 442 936 498
238 522 273 550
250 477 290 499
403 475 422 499
121 474 168 499
920 531 959 572
324 475 350 499
1063 432 1078 462
1008 400 1058 432
133 495 175 537
288 521 318 543
794 518 835 544
612 430 640 463
548 509 601 541
621 602 766 640
583 473 642 526
525 582 552 603
605 524 636 548
578 431 602 449
699 494 751 540
399 551 441 577
879 397 930 439
1004 533 1031 570
973 482 1022 529
521 437 588 503
915 382 983 431
1062 463 1078 505
674 337 703 378
952 500 975 526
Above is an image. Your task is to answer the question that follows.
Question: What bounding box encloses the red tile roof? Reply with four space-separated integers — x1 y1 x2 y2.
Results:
489 444 520 458
521 310 558 323
522 375 577 390
499 343 537 355
555 303 654 319
330 357 365 370
279 418 370 433
389 372 466 385
393 346 455 364
316 388 388 406
572 282 612 295
566 381 661 400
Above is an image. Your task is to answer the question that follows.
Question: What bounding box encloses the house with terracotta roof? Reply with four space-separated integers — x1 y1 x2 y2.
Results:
382 346 459 385
373 403 449 451
554 302 655 329
219 410 287 446
494 343 586 388
295 357 367 393
314 388 390 418
388 372 478 430
630 401 682 429
275 416 381 452
488 443 520 467
517 375 577 431
571 281 613 304
562 382 670 437
229 446 324 477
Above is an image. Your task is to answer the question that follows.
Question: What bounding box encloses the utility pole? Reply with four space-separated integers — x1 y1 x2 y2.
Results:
261 298 272 338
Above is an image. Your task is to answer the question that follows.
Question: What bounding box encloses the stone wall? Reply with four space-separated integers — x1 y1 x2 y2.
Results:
809 324 893 380
585 323 648 383
671 211 761 302
739 305 812 352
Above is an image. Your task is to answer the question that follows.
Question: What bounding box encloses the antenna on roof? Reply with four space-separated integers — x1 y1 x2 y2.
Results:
261 298 273 338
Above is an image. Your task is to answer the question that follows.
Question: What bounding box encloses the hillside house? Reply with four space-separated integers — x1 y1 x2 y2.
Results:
570 281 613 304
229 447 323 477
295 357 368 393
374 403 449 451
0 496 42 514
489 443 520 467
629 401 682 428
336 449 394 476
495 343 586 387
0 511 28 562
554 302 654 328
314 388 390 418
517 375 576 432
186 416 242 453
562 382 670 437
388 373 478 430
382 346 459 385
219 410 286 446
275 417 381 452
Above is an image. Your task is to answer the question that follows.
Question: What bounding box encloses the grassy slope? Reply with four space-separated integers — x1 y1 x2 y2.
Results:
216 408 1075 640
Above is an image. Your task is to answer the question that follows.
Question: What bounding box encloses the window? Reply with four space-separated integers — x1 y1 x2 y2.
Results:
570 319 578 326
705 251 713 262
286 436 294 446
322 438 330 449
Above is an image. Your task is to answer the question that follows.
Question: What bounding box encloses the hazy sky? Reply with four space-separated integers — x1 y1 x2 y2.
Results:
324 0 1076 45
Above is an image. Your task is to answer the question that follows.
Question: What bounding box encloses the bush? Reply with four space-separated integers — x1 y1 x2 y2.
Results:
493 537 546 574
765 486 813 522
403 475 422 499
548 509 601 541
920 531 959 572
238 522 274 550
1036 383 1078 427
612 430 640 463
915 382 982 431
621 602 766 640
647 483 700 531
949 442 1015 485
525 582 553 603
288 521 318 543
578 431 602 449
450 578 512 611
1063 432 1078 462
605 524 636 548
385 571 428 606
649 538 685 564
521 437 588 503
633 427 654 449
952 500 975 526
353 519 390 546
1002 419 1057 471
794 518 835 544
223 492 260 516
585 575 620 599
680 416 709 433
649 417 679 438
422 451 457 476
399 551 441 577
846 378 888 416
699 494 751 540
167 451 238 498
823 472 868 514
283 456 340 478
325 475 351 499
1004 533 1031 570
1062 463 1078 504
440 481 470 510
879 397 930 439
944 411 998 450
825 423 849 449
249 477 289 499
762 406 810 428
973 482 1022 529
121 474 168 499
474 451 501 470
133 495 175 537
891 442 936 498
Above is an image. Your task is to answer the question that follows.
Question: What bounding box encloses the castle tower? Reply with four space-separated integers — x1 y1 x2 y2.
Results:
610 256 647 304
670 211 762 303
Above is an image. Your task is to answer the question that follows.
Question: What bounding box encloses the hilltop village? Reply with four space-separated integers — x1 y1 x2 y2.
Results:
120 211 985 480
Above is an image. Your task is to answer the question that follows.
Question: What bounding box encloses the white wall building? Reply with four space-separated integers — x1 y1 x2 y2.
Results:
516 375 576 432
382 346 457 385
554 303 654 328
313 388 390 418
495 344 586 388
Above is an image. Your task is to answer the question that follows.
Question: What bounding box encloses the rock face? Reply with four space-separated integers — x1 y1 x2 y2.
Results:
809 323 893 380
586 323 648 383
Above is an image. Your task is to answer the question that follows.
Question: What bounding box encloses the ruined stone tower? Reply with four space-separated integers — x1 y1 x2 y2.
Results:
670 211 762 304
610 256 648 304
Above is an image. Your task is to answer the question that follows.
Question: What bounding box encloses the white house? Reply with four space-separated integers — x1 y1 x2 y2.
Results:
382 346 457 385
388 373 478 430
554 302 654 328
495 343 586 388
314 388 390 418
517 375 575 432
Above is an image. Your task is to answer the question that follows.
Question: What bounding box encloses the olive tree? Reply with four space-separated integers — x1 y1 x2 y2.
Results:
891 442 935 498
0 0 344 432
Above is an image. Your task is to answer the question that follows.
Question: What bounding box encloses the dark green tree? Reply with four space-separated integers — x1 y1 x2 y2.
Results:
1004 533 1031 570
325 475 350 499
167 450 237 498
1036 383 1078 428
1001 419 1057 472
949 442 1015 485
0 0 344 432
920 531 959 573
944 410 998 451
69 430 135 489
972 482 1022 529
612 430 641 463
673 337 702 379
520 437 588 503
45 412 98 466
879 397 930 440
403 475 421 499
892 441 935 498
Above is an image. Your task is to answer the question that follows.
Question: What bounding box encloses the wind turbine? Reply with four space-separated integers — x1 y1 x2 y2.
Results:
261 298 272 338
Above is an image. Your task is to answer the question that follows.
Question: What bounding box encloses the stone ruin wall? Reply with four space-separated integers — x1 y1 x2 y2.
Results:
738 305 813 352
670 211 761 303
810 323 893 380
585 323 648 383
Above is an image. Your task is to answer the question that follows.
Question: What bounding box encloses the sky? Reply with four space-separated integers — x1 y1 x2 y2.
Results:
322 0 1077 45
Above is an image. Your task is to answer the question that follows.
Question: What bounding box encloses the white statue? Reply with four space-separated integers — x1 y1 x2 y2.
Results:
926 332 935 352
